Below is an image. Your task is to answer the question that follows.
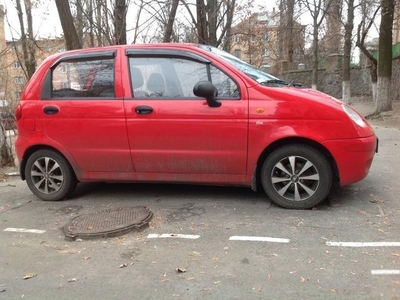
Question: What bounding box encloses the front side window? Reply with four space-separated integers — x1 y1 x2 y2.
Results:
128 56 239 99
52 58 115 98
129 57 208 98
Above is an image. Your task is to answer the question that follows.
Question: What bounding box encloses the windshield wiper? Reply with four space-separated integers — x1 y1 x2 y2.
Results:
260 79 288 86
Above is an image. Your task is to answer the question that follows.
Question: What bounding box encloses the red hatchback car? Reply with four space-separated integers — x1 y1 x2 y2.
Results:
15 44 377 209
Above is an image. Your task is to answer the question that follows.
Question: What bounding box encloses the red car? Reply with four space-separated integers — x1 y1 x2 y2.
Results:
15 44 377 209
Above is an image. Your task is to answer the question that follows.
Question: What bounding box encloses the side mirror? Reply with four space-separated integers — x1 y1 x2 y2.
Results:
193 81 221 108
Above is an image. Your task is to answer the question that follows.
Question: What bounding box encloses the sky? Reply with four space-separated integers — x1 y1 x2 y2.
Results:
1 0 62 41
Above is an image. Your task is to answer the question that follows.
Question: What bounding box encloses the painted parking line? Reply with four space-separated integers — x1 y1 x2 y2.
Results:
371 270 400 275
4 228 46 234
147 233 200 239
229 236 290 243
326 241 400 247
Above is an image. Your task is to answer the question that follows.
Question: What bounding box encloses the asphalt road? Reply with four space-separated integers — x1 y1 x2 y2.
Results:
0 126 399 300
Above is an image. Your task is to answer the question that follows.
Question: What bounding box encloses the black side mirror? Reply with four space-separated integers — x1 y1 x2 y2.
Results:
193 81 221 108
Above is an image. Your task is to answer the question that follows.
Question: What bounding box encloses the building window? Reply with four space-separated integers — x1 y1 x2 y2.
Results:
13 61 21 68
235 34 241 43
15 91 22 99
264 33 269 41
262 48 269 57
234 49 241 59
250 35 255 43
14 76 24 85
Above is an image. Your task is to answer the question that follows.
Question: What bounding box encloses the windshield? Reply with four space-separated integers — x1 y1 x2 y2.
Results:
198 45 287 86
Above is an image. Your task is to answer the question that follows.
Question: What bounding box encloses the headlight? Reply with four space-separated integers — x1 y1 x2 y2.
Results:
342 104 366 127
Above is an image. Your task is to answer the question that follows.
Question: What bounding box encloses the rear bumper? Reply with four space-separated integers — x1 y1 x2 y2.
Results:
323 135 377 186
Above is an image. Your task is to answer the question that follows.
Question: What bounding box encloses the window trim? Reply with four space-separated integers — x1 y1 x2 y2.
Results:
126 49 210 64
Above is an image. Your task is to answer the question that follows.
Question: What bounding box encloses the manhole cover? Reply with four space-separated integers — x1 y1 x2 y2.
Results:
63 206 153 240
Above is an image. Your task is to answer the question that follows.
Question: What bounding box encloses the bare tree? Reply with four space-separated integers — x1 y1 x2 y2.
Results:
164 0 180 42
114 0 127 44
300 0 334 89
15 0 36 79
376 0 395 113
356 0 380 102
181 0 236 47
342 0 354 104
55 0 82 50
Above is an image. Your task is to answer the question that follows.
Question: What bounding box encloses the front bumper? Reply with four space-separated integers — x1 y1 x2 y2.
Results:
323 135 377 186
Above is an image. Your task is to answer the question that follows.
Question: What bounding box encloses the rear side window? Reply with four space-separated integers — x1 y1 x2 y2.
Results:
52 58 115 98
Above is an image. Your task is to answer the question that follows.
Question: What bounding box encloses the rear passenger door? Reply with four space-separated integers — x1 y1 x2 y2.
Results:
39 51 133 173
124 49 248 177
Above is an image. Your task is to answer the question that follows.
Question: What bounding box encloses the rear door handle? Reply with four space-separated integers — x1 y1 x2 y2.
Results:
43 106 59 115
135 105 153 115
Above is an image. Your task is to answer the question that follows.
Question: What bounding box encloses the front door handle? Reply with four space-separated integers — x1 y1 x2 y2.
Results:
135 105 153 115
43 106 59 115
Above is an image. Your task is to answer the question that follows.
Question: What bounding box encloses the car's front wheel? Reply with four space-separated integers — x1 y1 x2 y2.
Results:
25 149 77 201
261 144 332 209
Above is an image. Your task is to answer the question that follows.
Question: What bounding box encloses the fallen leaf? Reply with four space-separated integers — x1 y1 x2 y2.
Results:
119 264 128 268
176 268 186 273
187 277 195 281
330 289 337 293
83 257 90 260
300 277 306 283
23 274 37 280
68 278 78 282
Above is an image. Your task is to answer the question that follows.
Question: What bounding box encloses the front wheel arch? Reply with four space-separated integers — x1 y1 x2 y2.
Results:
259 142 334 209
254 138 339 191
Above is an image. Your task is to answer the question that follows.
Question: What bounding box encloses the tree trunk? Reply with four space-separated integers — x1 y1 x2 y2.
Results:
164 0 179 42
342 0 354 104
375 0 395 113
196 0 208 44
114 0 127 45
312 20 319 90
207 0 218 46
0 124 14 167
55 0 82 50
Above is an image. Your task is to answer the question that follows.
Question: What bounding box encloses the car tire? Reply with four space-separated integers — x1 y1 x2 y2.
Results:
25 149 77 201
261 144 332 209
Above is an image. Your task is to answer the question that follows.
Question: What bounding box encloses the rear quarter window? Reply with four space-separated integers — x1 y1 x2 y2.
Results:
52 58 115 98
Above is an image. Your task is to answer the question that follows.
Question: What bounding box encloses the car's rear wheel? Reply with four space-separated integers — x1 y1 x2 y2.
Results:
261 144 332 209
25 149 77 201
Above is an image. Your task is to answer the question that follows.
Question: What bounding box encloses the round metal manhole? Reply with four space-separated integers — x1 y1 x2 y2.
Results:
63 206 153 240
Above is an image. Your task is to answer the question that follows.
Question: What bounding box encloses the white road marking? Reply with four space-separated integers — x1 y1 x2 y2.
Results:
147 233 200 239
371 270 400 275
229 236 290 243
4 228 46 234
326 242 400 247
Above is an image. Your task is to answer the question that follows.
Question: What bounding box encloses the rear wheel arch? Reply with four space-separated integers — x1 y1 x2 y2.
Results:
24 148 78 201
21 145 77 181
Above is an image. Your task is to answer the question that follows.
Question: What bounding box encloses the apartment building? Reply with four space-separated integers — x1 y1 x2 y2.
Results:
230 10 305 73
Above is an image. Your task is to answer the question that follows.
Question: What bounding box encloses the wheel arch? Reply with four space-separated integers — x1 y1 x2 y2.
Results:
253 137 339 191
20 145 77 181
